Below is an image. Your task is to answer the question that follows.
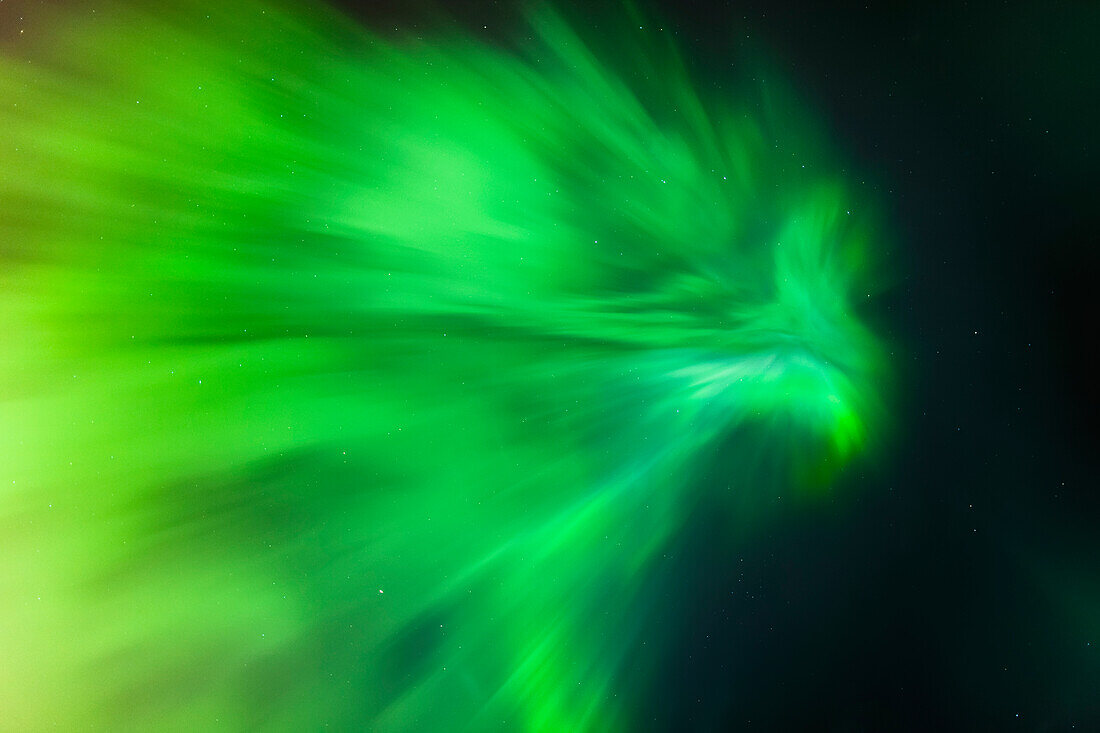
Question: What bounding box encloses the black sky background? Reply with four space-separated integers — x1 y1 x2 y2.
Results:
341 1 1099 729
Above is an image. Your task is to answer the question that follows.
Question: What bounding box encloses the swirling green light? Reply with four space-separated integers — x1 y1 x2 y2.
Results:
0 1 890 729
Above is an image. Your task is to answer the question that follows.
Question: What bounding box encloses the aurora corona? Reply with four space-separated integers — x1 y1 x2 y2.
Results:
0 1 890 729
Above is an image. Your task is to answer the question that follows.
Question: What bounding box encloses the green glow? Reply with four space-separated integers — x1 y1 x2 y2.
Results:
0 1 890 729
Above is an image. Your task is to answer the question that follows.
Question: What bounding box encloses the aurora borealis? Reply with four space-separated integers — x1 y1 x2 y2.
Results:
2 0 1097 730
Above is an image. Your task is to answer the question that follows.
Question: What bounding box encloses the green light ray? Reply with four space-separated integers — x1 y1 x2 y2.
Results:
0 1 891 729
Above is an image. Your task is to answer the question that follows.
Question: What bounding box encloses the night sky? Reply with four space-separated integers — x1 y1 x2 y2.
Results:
663 2 1100 729
668 2 1100 726
1 0 1097 730
677 3 1100 729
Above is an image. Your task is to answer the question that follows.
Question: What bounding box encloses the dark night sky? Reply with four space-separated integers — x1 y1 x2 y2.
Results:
674 4 1100 729
670 4 1100 730
333 0 1099 729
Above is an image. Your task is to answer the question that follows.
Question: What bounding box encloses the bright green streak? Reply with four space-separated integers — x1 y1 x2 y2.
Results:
0 1 890 729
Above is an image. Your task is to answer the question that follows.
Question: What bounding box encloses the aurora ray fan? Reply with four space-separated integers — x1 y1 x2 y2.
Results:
0 1 890 729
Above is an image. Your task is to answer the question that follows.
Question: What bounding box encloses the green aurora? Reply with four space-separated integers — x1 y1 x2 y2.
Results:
0 1 891 729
